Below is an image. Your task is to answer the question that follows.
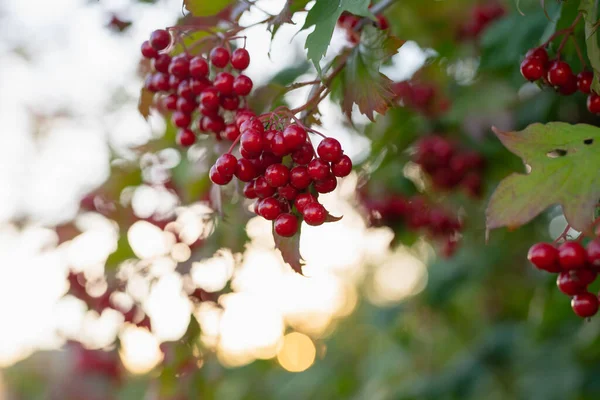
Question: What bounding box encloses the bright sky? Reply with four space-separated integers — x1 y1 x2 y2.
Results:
0 0 438 379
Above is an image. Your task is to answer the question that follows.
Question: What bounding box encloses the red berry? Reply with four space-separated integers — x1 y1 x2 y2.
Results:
224 124 240 141
574 269 597 286
292 142 315 165
231 48 250 70
162 94 178 111
190 78 210 96
215 154 237 176
331 155 352 177
547 60 572 87
317 138 343 162
200 87 220 109
177 80 194 100
152 73 170 91
153 54 171 73
240 130 264 154
209 165 232 185
169 75 183 91
376 15 389 30
282 124 307 151
571 292 599 318
254 177 276 198
257 197 282 220
200 115 225 133
149 29 170 51
558 73 577 96
525 47 548 64
214 72 234 95
240 146 260 160
314 175 337 193
290 166 312 190
176 96 196 114
220 94 239 111
141 40 158 58
577 70 593 94
265 164 290 188
307 158 331 180
243 181 257 199
260 152 282 169
172 111 191 128
587 93 600 114
240 118 264 134
189 57 209 78
235 111 256 128
235 158 257 182
303 202 327 226
587 239 600 267
176 128 196 147
278 185 298 201
557 272 586 296
527 242 559 272
270 133 288 157
168 55 189 78
294 193 317 213
210 47 230 68
558 241 587 270
274 213 299 237
233 75 253 96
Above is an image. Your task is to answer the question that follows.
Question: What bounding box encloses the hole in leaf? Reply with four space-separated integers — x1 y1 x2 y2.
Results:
546 149 567 158
584 138 594 145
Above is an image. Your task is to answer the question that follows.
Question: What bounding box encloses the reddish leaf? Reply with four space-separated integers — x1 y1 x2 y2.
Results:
325 213 343 223
138 88 154 120
273 227 305 275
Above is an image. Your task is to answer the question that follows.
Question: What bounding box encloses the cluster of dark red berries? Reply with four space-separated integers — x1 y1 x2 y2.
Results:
458 2 505 40
519 47 599 112
363 194 462 257
209 112 352 237
414 135 485 198
337 6 389 44
67 272 151 330
392 80 451 117
141 29 254 146
528 239 600 318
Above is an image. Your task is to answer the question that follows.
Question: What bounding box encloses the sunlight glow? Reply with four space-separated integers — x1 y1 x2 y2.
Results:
277 332 316 373
119 325 163 374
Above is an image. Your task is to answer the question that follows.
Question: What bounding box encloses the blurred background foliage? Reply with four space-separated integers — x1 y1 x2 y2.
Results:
2 0 600 399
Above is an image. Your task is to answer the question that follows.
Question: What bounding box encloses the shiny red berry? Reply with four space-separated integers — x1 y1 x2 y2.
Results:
571 292 599 318
235 111 256 128
376 15 389 30
547 60 572 87
231 48 250 70
270 133 288 157
177 80 194 100
169 75 183 91
278 185 298 201
168 55 190 78
265 164 290 188
527 242 559 272
257 197 282 220
331 155 352 177
172 111 191 128
162 94 177 111
176 128 196 147
224 124 240 141
558 73 577 96
317 138 343 162
274 213 299 237
215 154 237 176
220 94 239 111
558 241 587 270
303 202 327 226
214 72 234 95
235 158 257 182
254 177 276 198
577 70 593 94
233 75 253 96
240 130 264 154
520 58 545 82
307 158 331 180
314 175 337 193
149 29 170 50
243 181 257 199
282 124 307 151
240 118 264 134
190 78 210 96
588 93 600 114
200 115 225 133
292 142 315 165
141 40 158 58
189 57 209 78
587 239 600 267
210 47 230 68
525 47 548 64
294 193 317 213
557 272 586 296
200 87 220 109
209 165 232 185
176 96 196 114
152 73 170 91
290 166 312 189
153 54 171 73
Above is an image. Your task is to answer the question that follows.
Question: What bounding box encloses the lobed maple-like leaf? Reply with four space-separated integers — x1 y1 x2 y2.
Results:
580 0 600 94
486 123 600 233
335 26 404 121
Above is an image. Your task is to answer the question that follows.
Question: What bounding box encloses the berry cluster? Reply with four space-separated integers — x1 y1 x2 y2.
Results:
209 112 352 237
458 2 506 40
392 80 451 117
520 47 598 112
141 29 254 146
413 135 485 198
363 194 462 257
528 239 600 318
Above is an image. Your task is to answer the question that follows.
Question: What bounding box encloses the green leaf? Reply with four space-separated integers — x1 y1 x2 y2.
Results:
302 0 373 72
273 227 305 275
486 123 600 233
105 234 136 271
580 0 600 93
268 0 311 41
183 0 233 17
334 26 404 120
